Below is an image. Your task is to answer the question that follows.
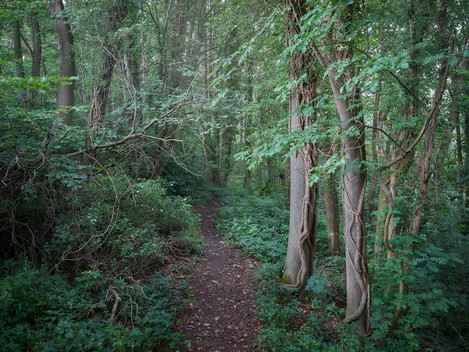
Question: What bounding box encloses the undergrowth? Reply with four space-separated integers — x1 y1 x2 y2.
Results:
48 173 201 277
217 182 469 351
0 261 188 351
0 162 202 350
217 185 339 351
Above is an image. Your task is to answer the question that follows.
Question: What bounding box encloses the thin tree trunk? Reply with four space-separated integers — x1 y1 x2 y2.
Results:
87 0 129 148
29 12 42 99
324 172 341 256
88 54 118 130
322 138 340 256
409 0 448 235
12 21 25 79
330 73 369 335
312 38 370 333
388 0 449 333
151 0 187 176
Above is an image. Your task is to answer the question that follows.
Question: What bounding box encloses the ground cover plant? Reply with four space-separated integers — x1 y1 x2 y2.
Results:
0 264 188 351
217 181 469 351
217 182 343 351
0 170 200 351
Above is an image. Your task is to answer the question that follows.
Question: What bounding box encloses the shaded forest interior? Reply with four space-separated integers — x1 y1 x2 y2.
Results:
0 0 468 351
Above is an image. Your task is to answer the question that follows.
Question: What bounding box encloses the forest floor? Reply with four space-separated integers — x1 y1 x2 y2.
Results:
173 197 261 352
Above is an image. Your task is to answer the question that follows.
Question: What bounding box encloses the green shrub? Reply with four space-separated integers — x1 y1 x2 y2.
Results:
0 262 187 351
217 189 289 263
47 173 200 276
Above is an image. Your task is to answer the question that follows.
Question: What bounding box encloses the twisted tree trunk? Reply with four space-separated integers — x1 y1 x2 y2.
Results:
283 0 318 293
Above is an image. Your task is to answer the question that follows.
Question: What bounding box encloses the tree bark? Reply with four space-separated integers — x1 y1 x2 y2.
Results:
45 0 76 125
330 72 369 335
283 0 318 293
284 93 318 292
12 20 25 79
87 0 129 132
88 54 118 131
409 0 448 235
312 39 370 333
322 138 341 256
324 172 341 256
29 12 42 99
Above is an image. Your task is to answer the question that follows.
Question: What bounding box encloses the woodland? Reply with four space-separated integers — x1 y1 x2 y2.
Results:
0 0 468 351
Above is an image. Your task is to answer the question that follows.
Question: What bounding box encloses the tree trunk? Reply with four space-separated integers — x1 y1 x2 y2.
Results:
151 0 188 176
282 0 319 293
322 138 341 256
332 75 369 335
45 0 76 125
87 0 129 148
12 20 25 79
283 93 318 292
312 42 370 332
29 12 42 99
409 0 448 235
88 54 118 131
324 172 341 256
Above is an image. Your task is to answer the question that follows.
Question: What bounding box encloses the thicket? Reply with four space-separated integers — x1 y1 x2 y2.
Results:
0 75 201 350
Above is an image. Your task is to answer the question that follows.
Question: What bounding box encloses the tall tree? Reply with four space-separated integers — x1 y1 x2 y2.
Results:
12 20 25 79
283 0 319 293
87 0 130 133
45 0 76 125
307 2 371 334
322 139 341 256
29 12 42 99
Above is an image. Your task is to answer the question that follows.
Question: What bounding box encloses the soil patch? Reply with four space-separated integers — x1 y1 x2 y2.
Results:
175 197 260 352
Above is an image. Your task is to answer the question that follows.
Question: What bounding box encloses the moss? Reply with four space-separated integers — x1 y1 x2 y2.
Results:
281 273 292 285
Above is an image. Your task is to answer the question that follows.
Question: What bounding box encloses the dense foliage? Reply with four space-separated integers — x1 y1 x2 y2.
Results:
0 0 468 350
218 183 469 351
0 264 188 351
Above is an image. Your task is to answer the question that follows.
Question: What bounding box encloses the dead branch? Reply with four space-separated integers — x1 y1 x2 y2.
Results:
109 286 122 322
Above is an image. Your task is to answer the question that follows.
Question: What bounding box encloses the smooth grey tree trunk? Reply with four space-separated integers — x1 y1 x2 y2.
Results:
45 0 76 125
29 12 42 99
326 68 370 335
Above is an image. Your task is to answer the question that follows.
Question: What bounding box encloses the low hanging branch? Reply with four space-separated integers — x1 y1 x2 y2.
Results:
66 73 197 158
65 101 190 158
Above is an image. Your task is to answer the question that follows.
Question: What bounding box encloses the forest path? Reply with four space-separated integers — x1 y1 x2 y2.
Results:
176 197 260 352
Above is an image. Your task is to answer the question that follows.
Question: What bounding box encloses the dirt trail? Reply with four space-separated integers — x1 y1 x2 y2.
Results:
176 198 260 352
